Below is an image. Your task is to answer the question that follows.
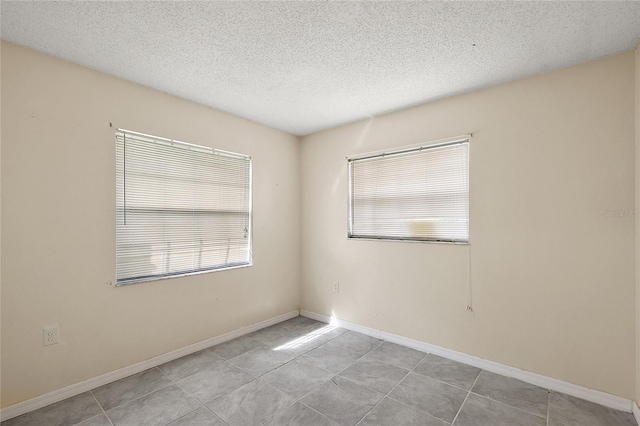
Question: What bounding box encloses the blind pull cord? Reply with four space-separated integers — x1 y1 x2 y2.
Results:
467 244 473 312
123 133 127 226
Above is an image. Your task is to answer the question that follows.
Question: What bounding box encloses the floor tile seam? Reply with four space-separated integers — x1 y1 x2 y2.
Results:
255 381 300 424
467 389 549 420
252 321 322 345
331 337 385 354
228 337 301 362
285 330 344 357
285 336 337 358
383 393 453 424
320 327 350 344
98 382 182 419
165 406 226 426
296 400 340 424
287 355 336 378
285 326 349 354
289 358 340 403
157 363 230 426
386 358 458 424
409 366 486 393
211 342 267 360
371 350 429 371
222 352 274 378
201 378 299 425
352 378 407 426
87 392 115 426
279 324 321 336
69 413 108 426
546 390 550 426
294 381 331 404
265 361 335 395
277 325 301 333
224 343 271 363
353 348 426 426
356 350 427 374
97 368 176 414
300 372 379 426
249 354 302 379
329 374 387 400
253 334 297 347
160 370 214 422
330 339 386 378
382 363 460 424
158 358 227 384
186 360 257 386
450 372 479 425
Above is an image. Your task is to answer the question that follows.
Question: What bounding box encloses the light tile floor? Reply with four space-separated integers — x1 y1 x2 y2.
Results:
2 316 637 426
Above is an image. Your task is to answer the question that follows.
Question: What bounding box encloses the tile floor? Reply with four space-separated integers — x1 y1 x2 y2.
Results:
2 316 637 426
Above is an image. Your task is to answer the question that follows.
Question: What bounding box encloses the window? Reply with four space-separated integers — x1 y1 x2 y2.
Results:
116 130 252 285
348 138 469 243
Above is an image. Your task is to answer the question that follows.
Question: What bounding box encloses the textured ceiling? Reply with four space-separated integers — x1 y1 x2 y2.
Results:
2 1 640 136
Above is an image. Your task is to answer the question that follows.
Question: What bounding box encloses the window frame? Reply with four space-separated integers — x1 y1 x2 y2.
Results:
115 129 253 286
347 136 470 244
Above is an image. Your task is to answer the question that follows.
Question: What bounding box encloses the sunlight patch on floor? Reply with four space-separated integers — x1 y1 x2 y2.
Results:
273 324 337 350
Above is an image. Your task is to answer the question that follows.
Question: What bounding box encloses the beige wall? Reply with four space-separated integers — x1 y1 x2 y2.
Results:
636 44 640 405
301 51 637 399
0 42 301 408
2 40 638 409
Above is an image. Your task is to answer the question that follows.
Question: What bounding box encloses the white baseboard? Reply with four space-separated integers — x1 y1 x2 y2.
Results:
633 401 640 425
300 310 635 414
0 309 299 422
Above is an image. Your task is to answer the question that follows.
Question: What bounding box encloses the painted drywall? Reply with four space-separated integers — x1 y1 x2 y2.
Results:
636 44 640 406
0 40 3 411
0 41 301 408
301 51 637 399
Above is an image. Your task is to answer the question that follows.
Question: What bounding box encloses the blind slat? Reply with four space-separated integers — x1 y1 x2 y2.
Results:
348 141 469 243
116 130 252 284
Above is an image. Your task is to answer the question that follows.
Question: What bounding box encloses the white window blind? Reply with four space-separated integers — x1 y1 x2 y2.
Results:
116 130 252 285
348 139 469 243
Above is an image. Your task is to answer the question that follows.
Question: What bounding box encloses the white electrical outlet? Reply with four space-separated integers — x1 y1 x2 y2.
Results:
43 325 60 346
334 282 340 293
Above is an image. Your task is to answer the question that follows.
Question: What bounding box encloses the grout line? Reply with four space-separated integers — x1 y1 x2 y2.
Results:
162 320 337 425
466 390 549 420
257 381 300 424
293 368 337 403
450 373 480 425
94 368 176 413
408 355 481 393
272 332 363 404
158 354 225 384
410 372 474 393
231 324 336 424
90 326 554 426
297 401 338 424
406 358 552 420
88 391 115 426
352 377 405 425
546 390 551 426
157 363 230 426
90 321 350 426
217 324 338 384
231 351 297 380
256 325 353 386
332 335 386 377
271 330 389 425
353 347 427 426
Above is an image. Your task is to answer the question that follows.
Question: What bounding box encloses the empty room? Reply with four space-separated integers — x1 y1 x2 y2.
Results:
1 1 640 425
